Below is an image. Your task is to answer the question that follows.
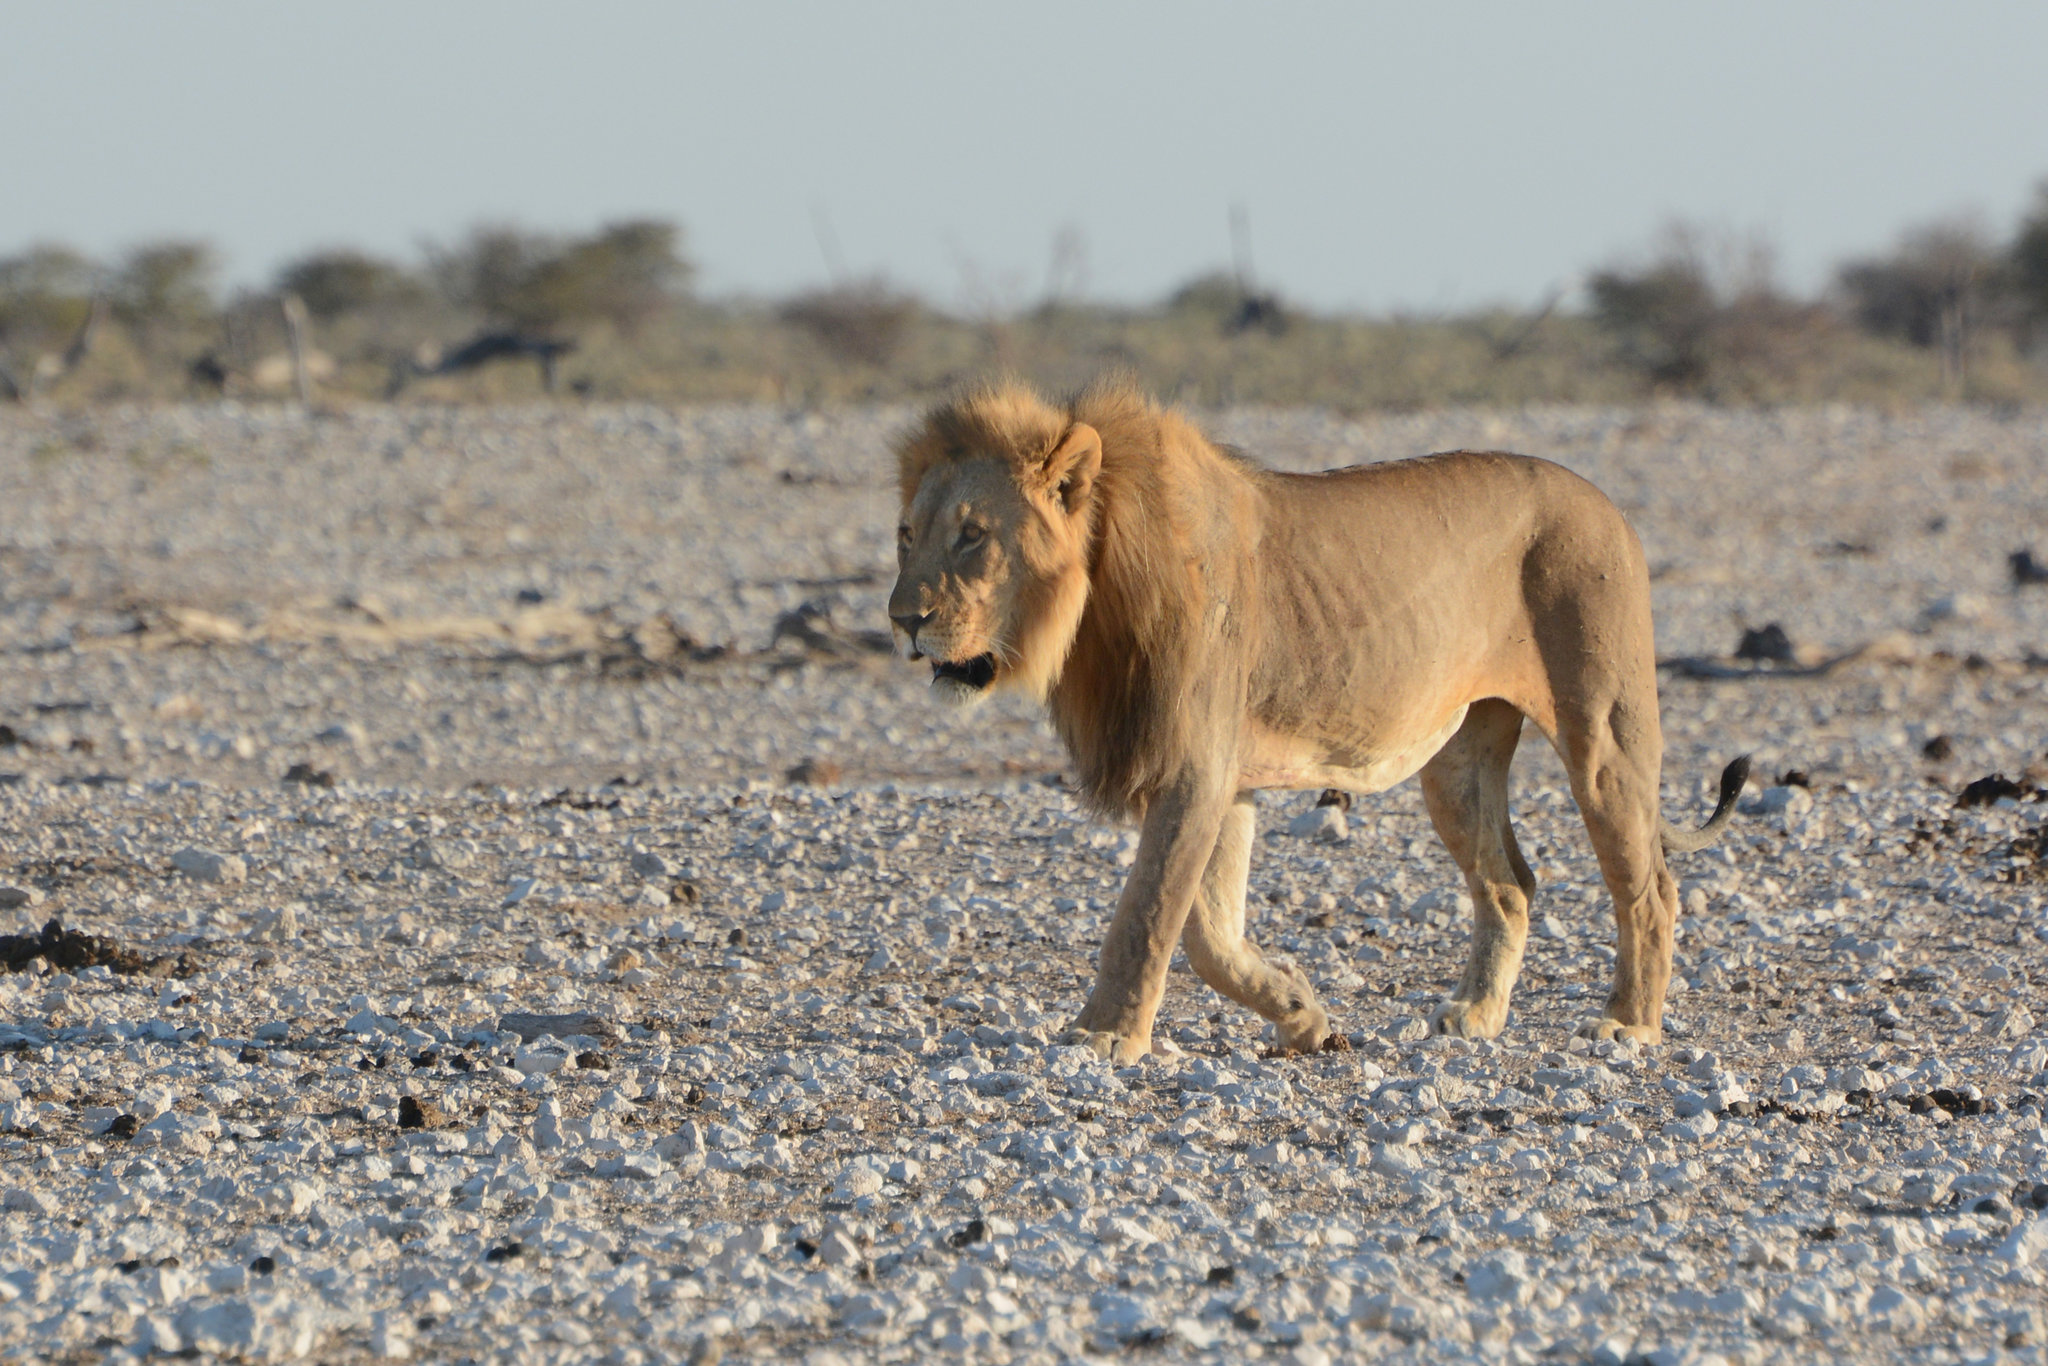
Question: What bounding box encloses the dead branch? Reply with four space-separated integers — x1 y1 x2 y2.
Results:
388 330 575 396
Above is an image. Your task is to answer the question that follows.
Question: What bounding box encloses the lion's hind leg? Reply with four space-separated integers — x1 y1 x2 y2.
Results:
1181 793 1333 1052
1550 688 1677 1046
1421 699 1537 1040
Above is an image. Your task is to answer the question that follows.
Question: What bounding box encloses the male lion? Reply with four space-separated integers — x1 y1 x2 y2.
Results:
888 379 1746 1062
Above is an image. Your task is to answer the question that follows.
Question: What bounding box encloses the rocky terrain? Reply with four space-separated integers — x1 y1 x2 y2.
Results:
1 400 2046 1365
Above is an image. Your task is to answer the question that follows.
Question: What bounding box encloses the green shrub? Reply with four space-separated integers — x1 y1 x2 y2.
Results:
276 250 424 320
111 241 216 330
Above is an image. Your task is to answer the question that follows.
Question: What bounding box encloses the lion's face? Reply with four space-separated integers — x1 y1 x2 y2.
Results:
889 426 1101 705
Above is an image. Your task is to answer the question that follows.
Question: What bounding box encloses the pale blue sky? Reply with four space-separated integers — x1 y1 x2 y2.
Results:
4 2 2046 312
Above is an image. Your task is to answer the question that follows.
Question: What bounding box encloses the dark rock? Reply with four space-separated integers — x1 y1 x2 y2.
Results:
1922 735 1955 761
1735 623 1796 663
1957 774 2029 808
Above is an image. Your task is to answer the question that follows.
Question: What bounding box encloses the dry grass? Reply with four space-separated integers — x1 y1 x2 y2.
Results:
9 296 2048 411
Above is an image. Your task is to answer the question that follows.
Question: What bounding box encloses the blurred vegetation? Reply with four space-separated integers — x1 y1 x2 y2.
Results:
7 193 2048 409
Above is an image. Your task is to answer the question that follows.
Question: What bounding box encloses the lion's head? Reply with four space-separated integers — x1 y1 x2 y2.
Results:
889 383 1102 705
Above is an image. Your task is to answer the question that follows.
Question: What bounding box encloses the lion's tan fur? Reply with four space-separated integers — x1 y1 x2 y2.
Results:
890 378 1743 1060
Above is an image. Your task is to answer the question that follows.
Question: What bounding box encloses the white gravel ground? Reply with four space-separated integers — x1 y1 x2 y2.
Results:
1 401 2046 1365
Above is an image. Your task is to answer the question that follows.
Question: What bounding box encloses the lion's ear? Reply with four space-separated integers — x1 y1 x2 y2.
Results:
1041 423 1101 514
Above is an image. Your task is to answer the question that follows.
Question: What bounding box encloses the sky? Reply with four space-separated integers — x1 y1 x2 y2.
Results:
4 2 2047 314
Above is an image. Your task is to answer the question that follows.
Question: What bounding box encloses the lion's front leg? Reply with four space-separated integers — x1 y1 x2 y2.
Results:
1180 793 1335 1053
1066 773 1230 1064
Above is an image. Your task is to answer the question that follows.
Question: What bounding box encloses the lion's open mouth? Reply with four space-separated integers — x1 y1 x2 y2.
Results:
932 654 997 691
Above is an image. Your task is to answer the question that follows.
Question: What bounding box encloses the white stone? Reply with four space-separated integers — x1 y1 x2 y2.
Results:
1998 1215 2048 1268
833 1160 885 1200
134 1110 222 1155
172 847 247 883
1370 1142 1426 1177
1287 805 1349 843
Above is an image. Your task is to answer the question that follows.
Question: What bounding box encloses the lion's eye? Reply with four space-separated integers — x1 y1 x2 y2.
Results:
957 523 986 550
896 525 913 551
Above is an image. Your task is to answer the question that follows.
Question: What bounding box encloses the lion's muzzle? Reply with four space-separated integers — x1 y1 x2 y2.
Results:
890 610 932 661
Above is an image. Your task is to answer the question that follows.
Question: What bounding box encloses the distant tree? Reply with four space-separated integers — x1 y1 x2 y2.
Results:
0 243 103 400
112 240 217 329
426 219 689 332
520 219 690 334
1163 269 1286 337
1837 218 2005 348
0 243 98 346
2012 181 2048 339
1587 234 1722 389
1588 223 1818 395
1166 271 1243 319
1837 216 2010 389
276 249 422 319
426 225 560 323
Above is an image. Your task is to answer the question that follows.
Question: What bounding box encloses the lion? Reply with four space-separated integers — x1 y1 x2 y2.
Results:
888 378 1747 1062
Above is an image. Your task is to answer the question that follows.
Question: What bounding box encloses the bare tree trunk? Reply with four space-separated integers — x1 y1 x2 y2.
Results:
1939 296 1970 398
58 295 105 376
281 293 313 405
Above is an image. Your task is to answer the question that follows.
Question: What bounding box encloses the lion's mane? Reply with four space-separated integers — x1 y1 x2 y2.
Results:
897 379 1262 818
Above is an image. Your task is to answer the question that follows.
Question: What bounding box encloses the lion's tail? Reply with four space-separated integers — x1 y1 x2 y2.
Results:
1658 756 1753 855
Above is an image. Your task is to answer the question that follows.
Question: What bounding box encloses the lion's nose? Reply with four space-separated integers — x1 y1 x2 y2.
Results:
890 610 932 645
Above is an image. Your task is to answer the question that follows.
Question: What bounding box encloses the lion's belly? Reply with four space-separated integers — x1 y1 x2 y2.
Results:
1237 706 1469 795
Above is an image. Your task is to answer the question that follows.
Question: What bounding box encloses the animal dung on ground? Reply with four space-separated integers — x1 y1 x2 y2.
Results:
0 919 183 977
786 757 844 785
1955 773 2035 808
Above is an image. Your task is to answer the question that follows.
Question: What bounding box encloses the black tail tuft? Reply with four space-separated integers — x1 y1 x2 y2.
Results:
1660 754 1753 854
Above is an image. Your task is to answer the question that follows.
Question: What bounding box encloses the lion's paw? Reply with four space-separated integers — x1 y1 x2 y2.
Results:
1275 1000 1334 1056
1061 1028 1169 1064
1574 1016 1662 1046
1265 966 1335 1055
1430 998 1507 1039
